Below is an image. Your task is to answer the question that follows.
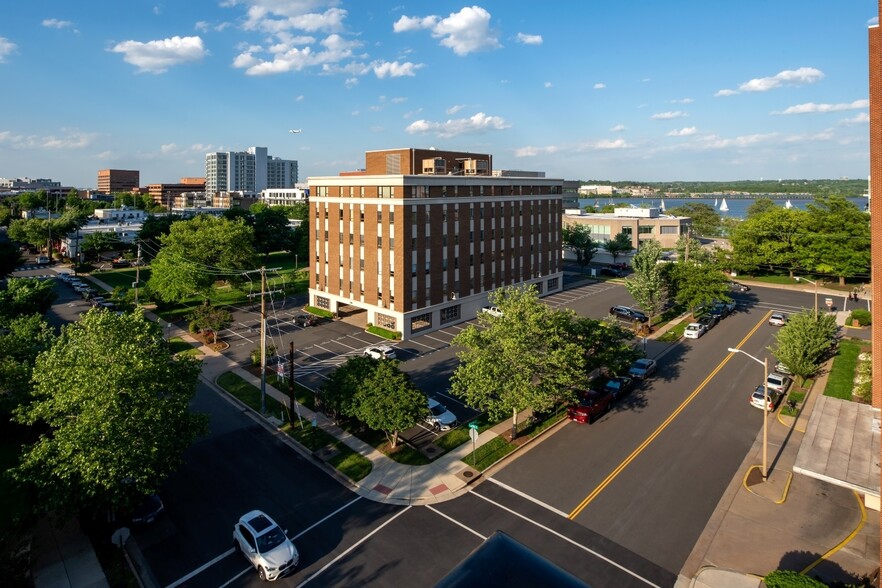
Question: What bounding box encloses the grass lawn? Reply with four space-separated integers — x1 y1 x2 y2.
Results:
824 339 866 400
216 371 372 482
168 336 202 357
462 409 566 471
657 318 691 343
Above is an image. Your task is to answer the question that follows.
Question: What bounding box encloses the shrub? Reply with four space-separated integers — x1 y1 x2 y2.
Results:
849 309 871 326
855 356 872 403
764 570 827 588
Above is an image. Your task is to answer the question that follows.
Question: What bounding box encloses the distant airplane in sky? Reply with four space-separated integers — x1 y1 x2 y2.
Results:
288 129 302 134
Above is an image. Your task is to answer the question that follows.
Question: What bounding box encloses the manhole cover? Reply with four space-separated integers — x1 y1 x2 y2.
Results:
425 446 437 454
462 471 474 478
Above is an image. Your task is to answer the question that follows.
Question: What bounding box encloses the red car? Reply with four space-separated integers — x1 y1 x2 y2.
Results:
567 389 613 424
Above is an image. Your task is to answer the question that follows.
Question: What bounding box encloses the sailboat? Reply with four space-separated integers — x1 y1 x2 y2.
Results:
659 199 666 212
784 199 793 209
714 198 718 208
719 198 729 212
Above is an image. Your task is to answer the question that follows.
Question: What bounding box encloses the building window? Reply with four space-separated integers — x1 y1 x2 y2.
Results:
621 226 633 235
547 277 559 291
638 226 654 234
660 225 678 234
440 305 461 324
376 313 397 330
410 312 432 333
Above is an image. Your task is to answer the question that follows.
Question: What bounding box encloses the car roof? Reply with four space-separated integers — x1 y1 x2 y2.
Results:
240 510 278 535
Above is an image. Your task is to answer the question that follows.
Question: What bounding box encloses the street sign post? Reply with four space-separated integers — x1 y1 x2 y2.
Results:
468 423 479 466
825 297 833 309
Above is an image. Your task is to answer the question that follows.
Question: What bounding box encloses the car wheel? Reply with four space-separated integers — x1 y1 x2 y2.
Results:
232 538 240 552
432 422 440 432
258 566 268 581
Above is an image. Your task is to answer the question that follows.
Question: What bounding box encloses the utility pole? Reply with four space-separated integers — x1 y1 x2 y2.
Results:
684 227 690 263
244 266 282 413
134 242 142 307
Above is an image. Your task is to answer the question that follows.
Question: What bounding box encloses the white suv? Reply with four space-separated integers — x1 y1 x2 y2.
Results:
233 510 299 581
364 345 396 360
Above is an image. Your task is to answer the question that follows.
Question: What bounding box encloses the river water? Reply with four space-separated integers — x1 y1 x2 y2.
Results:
576 196 869 220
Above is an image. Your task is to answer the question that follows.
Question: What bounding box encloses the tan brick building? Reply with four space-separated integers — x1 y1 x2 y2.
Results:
147 178 206 208
97 169 139 194
308 149 563 339
563 207 691 250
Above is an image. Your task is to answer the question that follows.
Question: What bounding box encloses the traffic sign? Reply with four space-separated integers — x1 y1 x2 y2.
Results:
825 298 833 308
468 422 479 430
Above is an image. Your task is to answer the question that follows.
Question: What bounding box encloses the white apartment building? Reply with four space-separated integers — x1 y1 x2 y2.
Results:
260 188 309 207
205 147 298 196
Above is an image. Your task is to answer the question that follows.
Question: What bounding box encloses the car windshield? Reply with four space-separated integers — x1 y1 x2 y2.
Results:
607 381 621 390
256 527 287 553
430 404 446 416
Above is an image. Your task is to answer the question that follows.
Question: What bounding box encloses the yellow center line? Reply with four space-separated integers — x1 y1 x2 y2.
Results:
568 310 773 520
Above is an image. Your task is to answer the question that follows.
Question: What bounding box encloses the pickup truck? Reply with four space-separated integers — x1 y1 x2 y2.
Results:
480 306 504 317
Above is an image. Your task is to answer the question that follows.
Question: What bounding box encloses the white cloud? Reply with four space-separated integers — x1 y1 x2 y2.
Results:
42 18 74 29
394 6 500 55
344 77 358 88
544 81 552 88
234 33 360 75
403 108 423 119
391 96 407 104
0 128 99 149
405 112 511 138
372 60 423 78
609 124 625 132
446 104 465 115
195 20 231 33
669 98 693 104
295 94 304 101
841 112 870 125
514 145 560 157
241 3 348 34
738 67 824 92
572 139 631 151
695 133 777 149
110 36 207 74
651 111 687 120
160 143 177 154
516 32 542 45
772 99 869 115
715 88 738 97
593 82 605 90
667 127 697 137
0 37 18 62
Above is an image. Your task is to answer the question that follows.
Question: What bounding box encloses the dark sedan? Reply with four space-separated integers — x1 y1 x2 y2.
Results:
604 376 635 401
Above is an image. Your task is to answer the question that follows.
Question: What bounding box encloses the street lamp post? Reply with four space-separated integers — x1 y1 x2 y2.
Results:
794 276 818 319
728 347 769 480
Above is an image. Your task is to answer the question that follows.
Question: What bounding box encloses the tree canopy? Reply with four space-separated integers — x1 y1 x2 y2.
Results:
666 203 721 236
603 232 634 263
148 214 258 303
0 278 57 324
625 239 670 321
12 309 206 516
768 311 838 384
562 224 598 268
451 285 590 438
349 360 427 448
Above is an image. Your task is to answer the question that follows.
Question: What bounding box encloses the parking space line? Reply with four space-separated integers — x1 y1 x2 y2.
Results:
165 548 236 588
408 339 437 350
484 478 569 518
293 496 363 540
296 506 412 587
420 334 452 346
217 567 251 588
471 492 662 588
425 505 486 540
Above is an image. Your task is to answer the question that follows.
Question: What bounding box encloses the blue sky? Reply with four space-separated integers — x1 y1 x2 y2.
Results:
0 1 877 188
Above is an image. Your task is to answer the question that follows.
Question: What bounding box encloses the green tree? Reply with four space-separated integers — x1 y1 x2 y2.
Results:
0 242 22 278
81 231 122 262
802 195 870 285
321 355 376 421
0 278 57 324
729 208 808 275
745 197 777 218
0 314 55 414
768 311 838 384
624 239 670 323
603 232 634 263
451 285 587 439
252 206 296 257
671 262 729 317
562 224 598 268
666 203 721 236
137 214 183 259
148 215 258 303
187 302 233 344
349 360 427 448
12 310 207 517
568 315 639 376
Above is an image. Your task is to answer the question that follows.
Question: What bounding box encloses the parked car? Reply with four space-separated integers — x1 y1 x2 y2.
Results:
683 322 707 339
774 361 792 375
567 389 614 424
130 494 165 525
111 259 131 268
728 281 750 292
425 398 458 431
768 313 787 327
35 255 50 265
293 314 318 327
480 305 504 317
628 358 657 380
604 376 635 401
750 384 784 411
698 315 718 331
364 345 396 360
600 267 625 278
766 373 792 394
609 305 648 323
233 510 299 582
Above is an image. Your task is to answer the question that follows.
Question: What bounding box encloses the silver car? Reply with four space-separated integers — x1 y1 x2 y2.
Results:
233 510 299 581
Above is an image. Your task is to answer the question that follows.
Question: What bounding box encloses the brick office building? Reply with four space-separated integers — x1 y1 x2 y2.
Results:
308 148 564 339
97 169 139 194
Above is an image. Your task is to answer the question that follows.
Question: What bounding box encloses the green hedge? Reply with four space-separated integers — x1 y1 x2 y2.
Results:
848 308 871 326
763 570 826 588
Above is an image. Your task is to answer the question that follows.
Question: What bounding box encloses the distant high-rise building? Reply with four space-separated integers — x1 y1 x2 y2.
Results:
205 147 297 196
97 169 139 194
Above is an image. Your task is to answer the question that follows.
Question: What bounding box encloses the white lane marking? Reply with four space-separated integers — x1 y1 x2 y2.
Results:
433 390 470 408
420 334 452 346
408 339 436 350
470 491 662 588
217 566 251 588
296 506 412 587
425 505 487 540
165 548 235 588
292 496 363 541
485 477 569 518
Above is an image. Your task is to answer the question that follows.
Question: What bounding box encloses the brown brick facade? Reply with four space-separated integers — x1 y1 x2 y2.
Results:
97 169 139 194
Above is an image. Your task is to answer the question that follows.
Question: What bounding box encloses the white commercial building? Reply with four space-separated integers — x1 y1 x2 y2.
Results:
205 147 298 196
